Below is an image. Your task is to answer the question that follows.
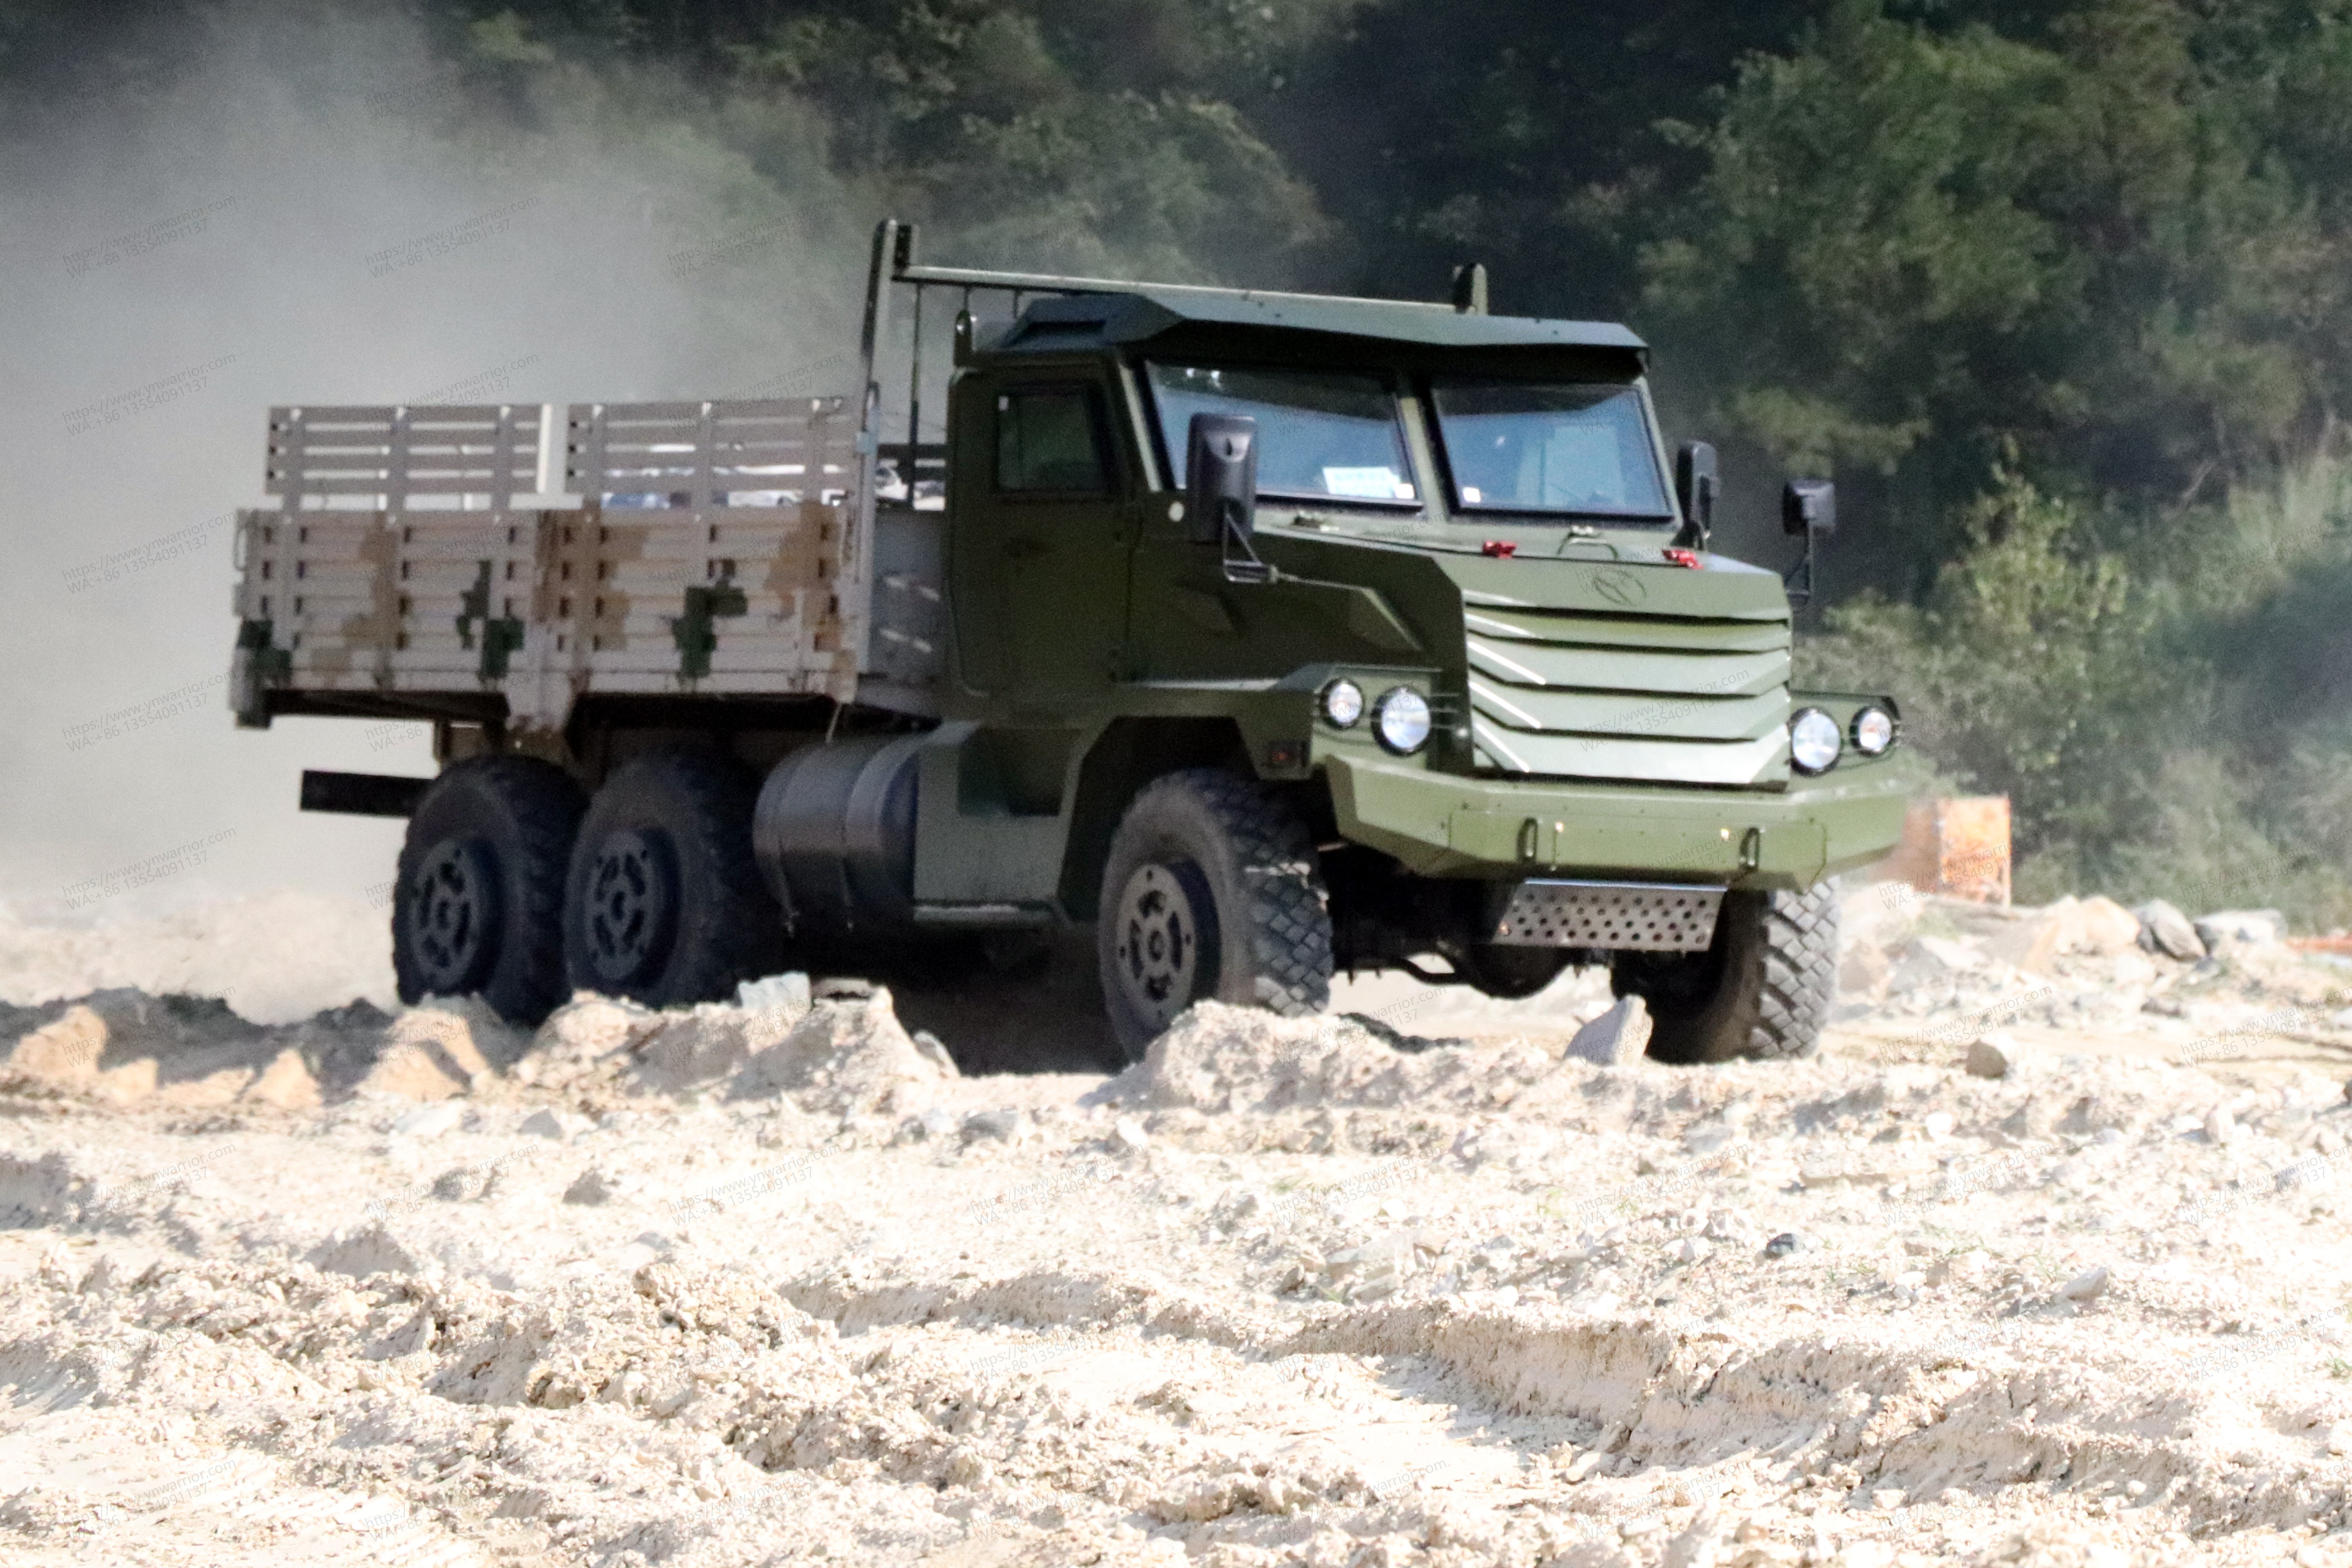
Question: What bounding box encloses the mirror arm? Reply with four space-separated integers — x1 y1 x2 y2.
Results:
1674 492 1712 552
1222 507 1275 584
1778 477 1835 607
1783 526 1818 606
1673 441 1718 551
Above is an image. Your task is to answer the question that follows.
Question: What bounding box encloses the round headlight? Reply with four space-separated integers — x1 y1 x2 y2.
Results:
1789 707 1842 775
1374 687 1432 754
1321 678 1365 729
1852 704 1896 757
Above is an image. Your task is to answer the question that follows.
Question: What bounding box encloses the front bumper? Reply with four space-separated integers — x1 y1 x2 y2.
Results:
1324 749 1922 890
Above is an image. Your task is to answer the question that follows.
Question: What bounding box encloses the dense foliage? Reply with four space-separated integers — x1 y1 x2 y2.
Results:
12 0 2352 920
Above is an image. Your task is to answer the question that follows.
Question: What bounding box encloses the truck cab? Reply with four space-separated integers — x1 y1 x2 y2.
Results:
864 229 1915 1055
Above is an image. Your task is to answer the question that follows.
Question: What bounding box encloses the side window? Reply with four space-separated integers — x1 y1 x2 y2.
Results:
995 387 1110 495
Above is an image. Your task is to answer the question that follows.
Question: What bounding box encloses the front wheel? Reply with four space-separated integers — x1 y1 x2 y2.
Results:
1611 882 1838 1063
1096 769 1333 1061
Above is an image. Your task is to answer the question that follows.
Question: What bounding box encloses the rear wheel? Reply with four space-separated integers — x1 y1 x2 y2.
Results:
1611 882 1838 1063
1097 769 1333 1061
393 756 585 1025
563 748 780 1007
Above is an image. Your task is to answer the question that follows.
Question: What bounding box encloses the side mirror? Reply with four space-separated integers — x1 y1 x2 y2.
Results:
1186 413 1257 547
1782 478 1837 537
1675 442 1718 541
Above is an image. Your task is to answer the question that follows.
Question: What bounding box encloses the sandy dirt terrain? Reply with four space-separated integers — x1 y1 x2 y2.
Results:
5 884 2352 1566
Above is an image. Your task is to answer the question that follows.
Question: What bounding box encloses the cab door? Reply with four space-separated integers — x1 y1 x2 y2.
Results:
949 373 1132 704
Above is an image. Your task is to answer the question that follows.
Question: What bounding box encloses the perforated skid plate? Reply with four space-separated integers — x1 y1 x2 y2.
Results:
1490 879 1725 951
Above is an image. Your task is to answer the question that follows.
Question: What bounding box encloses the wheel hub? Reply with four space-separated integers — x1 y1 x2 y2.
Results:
407 836 502 994
1112 860 1213 1029
584 828 679 985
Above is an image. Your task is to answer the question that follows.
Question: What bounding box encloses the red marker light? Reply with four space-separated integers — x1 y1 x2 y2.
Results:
1662 547 1701 568
1481 540 1518 558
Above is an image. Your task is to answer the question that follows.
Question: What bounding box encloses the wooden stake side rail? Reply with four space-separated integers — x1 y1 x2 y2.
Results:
232 397 908 734
265 404 546 510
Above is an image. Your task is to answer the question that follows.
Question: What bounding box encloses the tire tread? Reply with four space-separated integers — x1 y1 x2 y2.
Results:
1098 768 1332 1056
564 748 779 1007
394 754 585 1025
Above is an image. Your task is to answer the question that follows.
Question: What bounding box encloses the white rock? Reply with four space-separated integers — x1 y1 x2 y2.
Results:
1923 1111 1956 1138
2205 1105 2237 1144
735 972 811 1012
1112 1116 1151 1151
2136 898 2205 961
390 1101 466 1140
1566 996 1651 1066
2326 1423 2352 1456
2059 1265 2110 1301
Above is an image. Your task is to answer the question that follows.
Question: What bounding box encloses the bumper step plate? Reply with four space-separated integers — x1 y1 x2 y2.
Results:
1490 878 1725 951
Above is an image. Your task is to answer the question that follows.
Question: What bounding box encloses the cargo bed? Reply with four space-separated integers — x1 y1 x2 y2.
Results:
230 398 946 733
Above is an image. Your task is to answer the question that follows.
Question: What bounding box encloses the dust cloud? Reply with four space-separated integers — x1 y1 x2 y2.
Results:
0 2 865 942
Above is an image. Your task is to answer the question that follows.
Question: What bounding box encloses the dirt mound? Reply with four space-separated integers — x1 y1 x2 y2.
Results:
0 988 393 1111
514 982 955 1115
0 975 957 1126
722 985 955 1114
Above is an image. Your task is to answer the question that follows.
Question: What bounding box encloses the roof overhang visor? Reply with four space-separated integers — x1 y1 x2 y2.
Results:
978 290 1648 368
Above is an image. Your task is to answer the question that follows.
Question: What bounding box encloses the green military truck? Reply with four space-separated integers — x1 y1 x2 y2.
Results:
232 220 1915 1062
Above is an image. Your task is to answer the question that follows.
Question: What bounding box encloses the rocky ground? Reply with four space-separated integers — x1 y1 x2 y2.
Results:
5 884 2352 1566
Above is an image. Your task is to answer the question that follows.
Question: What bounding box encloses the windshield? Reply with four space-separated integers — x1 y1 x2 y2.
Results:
1147 363 1417 504
1432 381 1670 519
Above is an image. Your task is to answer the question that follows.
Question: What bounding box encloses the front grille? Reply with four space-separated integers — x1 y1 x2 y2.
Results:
1461 593 1791 786
1490 878 1724 951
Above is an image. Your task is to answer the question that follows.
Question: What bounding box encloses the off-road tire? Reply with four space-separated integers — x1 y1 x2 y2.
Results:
1096 768 1333 1061
563 748 781 1009
393 755 586 1025
1611 881 1838 1063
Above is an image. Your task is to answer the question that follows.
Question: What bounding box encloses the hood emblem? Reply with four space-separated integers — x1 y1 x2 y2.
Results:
1592 568 1646 607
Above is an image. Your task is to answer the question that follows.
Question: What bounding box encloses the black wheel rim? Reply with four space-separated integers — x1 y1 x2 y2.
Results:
407 836 503 994
584 827 679 986
1112 859 1218 1030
